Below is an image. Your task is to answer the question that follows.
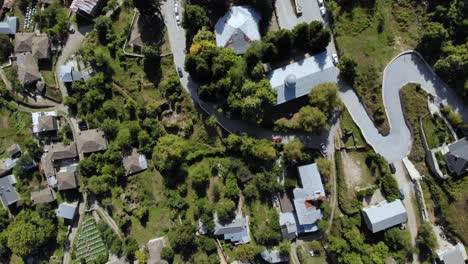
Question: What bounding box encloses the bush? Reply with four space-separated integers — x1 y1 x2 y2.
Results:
160 246 174 261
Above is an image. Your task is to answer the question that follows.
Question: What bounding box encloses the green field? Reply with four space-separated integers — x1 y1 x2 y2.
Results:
0 109 32 158
422 114 454 149
340 109 366 147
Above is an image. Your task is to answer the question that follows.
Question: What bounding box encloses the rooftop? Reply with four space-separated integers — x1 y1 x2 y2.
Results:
32 34 50 59
57 171 78 190
77 129 108 155
267 52 338 105
70 0 101 17
437 243 468 264
56 202 78 220
0 175 18 208
44 142 78 162
16 52 41 85
6 143 21 158
260 250 289 264
214 216 250 244
59 62 83 83
32 111 58 134
362 200 408 233
0 16 17 35
31 187 57 204
214 5 261 54
445 137 468 176
123 149 148 176
14 33 35 53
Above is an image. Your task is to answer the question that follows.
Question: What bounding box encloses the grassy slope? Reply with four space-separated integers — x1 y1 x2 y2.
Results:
332 0 423 134
340 109 366 147
0 109 32 158
421 114 454 149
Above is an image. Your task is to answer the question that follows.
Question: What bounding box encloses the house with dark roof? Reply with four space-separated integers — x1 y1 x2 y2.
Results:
31 34 50 60
7 144 21 158
0 158 18 177
44 142 78 163
14 33 34 53
59 63 82 83
214 6 261 54
123 149 148 176
214 216 251 244
31 187 57 204
444 137 468 176
57 171 79 191
0 16 17 35
32 111 58 138
16 52 41 86
437 243 467 264
77 129 108 155
362 200 408 233
0 174 19 209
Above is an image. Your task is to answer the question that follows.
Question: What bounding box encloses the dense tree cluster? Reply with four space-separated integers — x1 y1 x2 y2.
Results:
418 0 467 98
34 3 68 44
0 34 12 63
366 152 400 201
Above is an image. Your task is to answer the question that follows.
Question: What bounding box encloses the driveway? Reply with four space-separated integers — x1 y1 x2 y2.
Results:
275 0 323 30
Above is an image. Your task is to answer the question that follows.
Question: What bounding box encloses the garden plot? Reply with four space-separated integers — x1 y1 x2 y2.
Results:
74 217 107 263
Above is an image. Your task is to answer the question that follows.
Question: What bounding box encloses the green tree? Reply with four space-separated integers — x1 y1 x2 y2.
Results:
292 22 310 51
153 135 188 172
135 250 147 264
234 243 261 261
416 222 437 251
94 16 113 44
298 106 329 133
278 240 291 255
338 56 357 85
216 198 236 221
182 5 209 36
418 22 449 56
0 34 13 63
160 246 174 261
24 138 43 160
190 160 212 190
134 0 161 17
116 127 132 150
283 138 309 166
193 27 216 43
309 83 340 116
168 223 197 253
384 228 412 256
6 210 55 257
34 3 68 43
316 157 332 181
224 175 240 201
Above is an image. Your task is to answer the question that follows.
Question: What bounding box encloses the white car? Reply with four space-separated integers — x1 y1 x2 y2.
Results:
318 0 324 6
174 3 179 15
319 6 327 16
176 15 180 24
332 53 339 65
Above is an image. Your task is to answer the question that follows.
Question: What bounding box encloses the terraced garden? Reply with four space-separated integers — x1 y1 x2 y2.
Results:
74 217 107 263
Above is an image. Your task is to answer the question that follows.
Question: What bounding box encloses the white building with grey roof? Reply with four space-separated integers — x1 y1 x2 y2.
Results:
437 243 467 264
444 137 468 176
215 5 260 54
0 16 17 35
214 216 251 244
362 200 407 233
0 174 19 209
267 51 338 105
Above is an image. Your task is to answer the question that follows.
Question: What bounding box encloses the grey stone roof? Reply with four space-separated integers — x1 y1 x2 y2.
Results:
362 200 408 233
0 175 18 208
16 52 41 85
214 216 250 244
267 52 338 105
40 153 55 177
14 33 34 53
37 115 58 133
77 129 108 155
279 212 297 240
445 137 468 176
45 142 78 162
32 34 50 59
57 171 78 190
123 149 148 176
31 187 56 204
56 202 77 220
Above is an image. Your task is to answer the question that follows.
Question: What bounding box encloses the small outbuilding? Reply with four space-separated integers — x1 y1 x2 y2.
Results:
31 187 57 204
0 174 19 209
56 202 78 221
123 148 148 176
214 216 251 244
437 243 468 264
0 16 17 35
362 200 408 233
444 137 468 176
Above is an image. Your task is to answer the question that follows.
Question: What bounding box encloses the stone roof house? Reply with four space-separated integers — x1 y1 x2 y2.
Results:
57 171 79 191
31 187 57 204
214 6 260 54
32 34 50 59
32 111 58 136
444 137 468 176
44 142 78 163
14 33 34 53
123 149 148 176
56 202 78 220
77 129 108 155
0 16 17 35
16 52 41 86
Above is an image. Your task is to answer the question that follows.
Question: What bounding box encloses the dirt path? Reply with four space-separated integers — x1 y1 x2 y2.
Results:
340 150 363 191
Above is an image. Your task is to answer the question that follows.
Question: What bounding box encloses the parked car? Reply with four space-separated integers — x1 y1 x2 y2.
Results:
271 137 282 143
176 15 180 24
389 162 396 174
332 53 339 65
68 25 75 33
174 3 179 14
399 188 405 200
317 0 324 6
177 67 183 77
400 223 406 230
320 143 327 154
319 6 327 16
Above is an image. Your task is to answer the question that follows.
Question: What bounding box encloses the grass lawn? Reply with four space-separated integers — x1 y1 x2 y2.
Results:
422 114 454 149
330 0 423 134
0 109 32 158
297 243 327 264
340 109 366 147
447 178 468 243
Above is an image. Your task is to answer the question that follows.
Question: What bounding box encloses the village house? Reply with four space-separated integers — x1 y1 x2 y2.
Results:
0 16 17 35
0 174 18 209
214 216 251 244
362 200 408 233
31 111 59 138
444 137 468 176
122 148 148 176
437 243 467 264
31 187 57 205
77 129 108 156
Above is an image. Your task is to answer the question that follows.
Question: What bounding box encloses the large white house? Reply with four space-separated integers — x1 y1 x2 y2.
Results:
362 200 408 233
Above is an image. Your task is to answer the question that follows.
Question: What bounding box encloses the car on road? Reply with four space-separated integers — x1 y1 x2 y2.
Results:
389 163 396 174
399 188 405 200
176 15 180 24
320 143 327 154
317 0 324 6
332 53 339 65
174 3 179 14
319 6 327 16
177 67 183 77
271 137 282 143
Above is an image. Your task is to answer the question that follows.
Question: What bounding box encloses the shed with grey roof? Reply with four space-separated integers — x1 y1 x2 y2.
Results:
0 174 19 208
32 34 50 59
444 137 468 176
437 243 467 264
0 16 17 35
268 52 338 105
16 52 41 86
362 200 408 233
279 212 297 240
123 149 148 176
70 0 102 18
45 142 78 163
214 216 251 244
215 6 260 54
31 187 57 204
57 171 78 191
14 33 34 53
0 158 18 177
56 202 78 220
